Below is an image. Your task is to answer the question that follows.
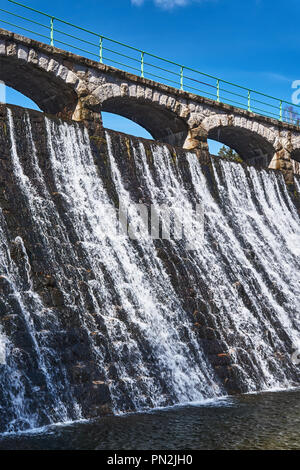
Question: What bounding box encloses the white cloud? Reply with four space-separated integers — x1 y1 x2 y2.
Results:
131 0 202 9
155 0 190 7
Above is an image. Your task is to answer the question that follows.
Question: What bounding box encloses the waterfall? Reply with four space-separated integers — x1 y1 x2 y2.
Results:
0 107 299 433
44 119 221 410
114 139 300 392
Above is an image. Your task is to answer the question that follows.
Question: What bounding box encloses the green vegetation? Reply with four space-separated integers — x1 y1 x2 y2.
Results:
218 145 243 163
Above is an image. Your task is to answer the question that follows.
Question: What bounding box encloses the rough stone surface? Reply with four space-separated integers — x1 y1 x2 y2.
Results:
0 27 299 179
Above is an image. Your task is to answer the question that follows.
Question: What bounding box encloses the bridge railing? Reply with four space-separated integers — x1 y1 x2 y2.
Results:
1 0 300 126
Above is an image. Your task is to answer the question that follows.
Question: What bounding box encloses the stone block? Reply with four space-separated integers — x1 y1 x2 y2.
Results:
17 44 28 61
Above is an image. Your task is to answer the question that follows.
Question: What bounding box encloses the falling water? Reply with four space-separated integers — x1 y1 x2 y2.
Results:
0 107 299 433
121 140 300 393
44 119 221 411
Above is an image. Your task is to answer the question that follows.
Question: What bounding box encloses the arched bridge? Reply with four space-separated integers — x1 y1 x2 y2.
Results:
1 28 300 182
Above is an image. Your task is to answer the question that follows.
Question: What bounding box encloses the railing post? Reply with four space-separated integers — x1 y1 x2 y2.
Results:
141 51 144 78
248 90 251 112
180 66 184 91
99 36 103 64
279 100 283 121
217 79 220 102
50 17 54 46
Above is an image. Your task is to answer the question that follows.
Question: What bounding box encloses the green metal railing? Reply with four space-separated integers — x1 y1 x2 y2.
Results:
1 0 300 126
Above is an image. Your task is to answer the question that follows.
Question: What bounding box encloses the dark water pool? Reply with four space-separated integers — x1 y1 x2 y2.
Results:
0 389 299 450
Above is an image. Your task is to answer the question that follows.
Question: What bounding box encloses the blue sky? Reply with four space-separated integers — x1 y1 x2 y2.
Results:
1 0 300 153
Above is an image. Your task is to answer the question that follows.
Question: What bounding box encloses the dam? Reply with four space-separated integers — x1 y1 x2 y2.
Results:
0 2 299 436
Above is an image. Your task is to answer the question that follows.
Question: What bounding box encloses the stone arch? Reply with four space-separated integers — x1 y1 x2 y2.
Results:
201 114 276 167
0 42 78 116
85 79 189 146
100 95 188 146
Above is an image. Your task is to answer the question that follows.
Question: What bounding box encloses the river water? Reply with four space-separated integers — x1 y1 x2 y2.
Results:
0 389 299 450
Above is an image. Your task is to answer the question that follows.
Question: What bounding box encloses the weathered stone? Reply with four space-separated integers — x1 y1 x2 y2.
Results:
17 44 28 61
6 42 17 56
66 70 79 86
0 27 299 177
0 39 5 55
38 53 49 70
28 48 38 64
